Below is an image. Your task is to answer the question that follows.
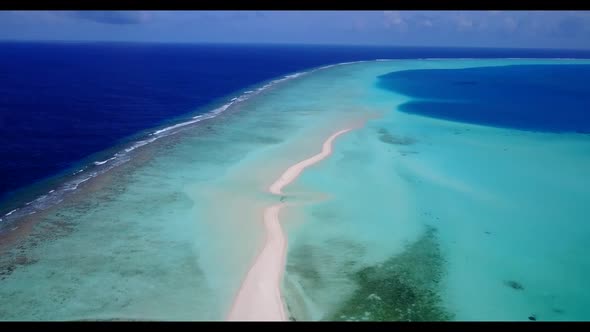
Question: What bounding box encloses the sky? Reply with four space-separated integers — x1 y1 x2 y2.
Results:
1 11 590 49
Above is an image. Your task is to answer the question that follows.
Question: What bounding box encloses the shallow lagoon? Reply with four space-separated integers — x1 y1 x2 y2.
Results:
282 59 590 321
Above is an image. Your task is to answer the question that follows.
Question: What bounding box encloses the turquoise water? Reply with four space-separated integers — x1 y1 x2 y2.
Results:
281 59 590 321
1 59 589 321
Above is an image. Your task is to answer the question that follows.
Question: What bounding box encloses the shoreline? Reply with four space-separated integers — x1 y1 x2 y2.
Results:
226 128 354 321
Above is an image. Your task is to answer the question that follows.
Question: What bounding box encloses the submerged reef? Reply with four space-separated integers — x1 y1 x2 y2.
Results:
504 280 524 291
377 128 416 146
283 237 367 321
0 214 77 281
328 226 453 321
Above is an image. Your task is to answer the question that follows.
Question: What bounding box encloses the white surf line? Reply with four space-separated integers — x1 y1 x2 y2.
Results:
227 128 353 321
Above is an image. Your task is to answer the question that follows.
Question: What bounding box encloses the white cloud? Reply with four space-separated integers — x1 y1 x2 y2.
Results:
456 17 474 31
420 19 433 27
383 11 407 29
503 17 518 32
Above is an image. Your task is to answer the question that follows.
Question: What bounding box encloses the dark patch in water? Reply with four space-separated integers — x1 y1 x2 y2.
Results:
284 239 367 320
504 280 524 291
286 302 297 322
329 226 453 321
378 64 590 133
399 150 419 156
286 245 323 285
0 254 39 280
528 314 537 321
287 240 366 285
310 206 341 223
377 128 416 146
248 134 284 145
0 215 79 279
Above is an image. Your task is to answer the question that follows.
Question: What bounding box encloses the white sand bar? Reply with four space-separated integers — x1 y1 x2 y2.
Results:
227 128 353 321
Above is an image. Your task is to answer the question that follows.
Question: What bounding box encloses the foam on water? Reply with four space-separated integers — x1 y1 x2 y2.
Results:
94 157 117 166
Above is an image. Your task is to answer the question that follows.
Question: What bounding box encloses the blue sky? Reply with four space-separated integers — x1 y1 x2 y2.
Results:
1 11 590 49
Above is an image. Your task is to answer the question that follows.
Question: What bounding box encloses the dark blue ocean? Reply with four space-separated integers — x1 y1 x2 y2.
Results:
377 64 590 133
1 42 590 211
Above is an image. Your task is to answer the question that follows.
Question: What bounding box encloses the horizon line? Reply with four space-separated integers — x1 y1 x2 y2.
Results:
1 39 590 52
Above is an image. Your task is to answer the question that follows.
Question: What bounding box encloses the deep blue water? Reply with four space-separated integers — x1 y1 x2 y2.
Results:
1 42 590 209
377 64 590 133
